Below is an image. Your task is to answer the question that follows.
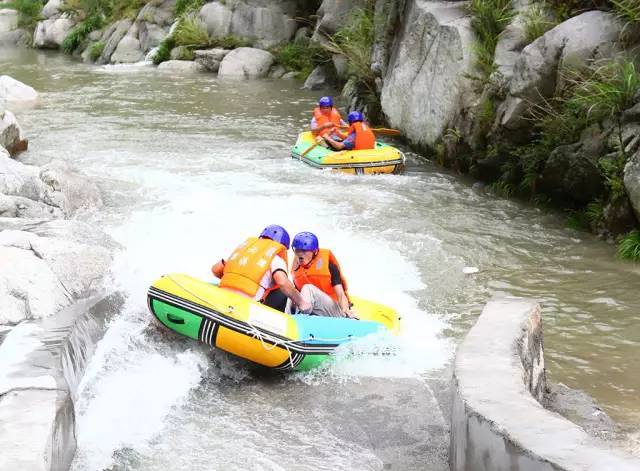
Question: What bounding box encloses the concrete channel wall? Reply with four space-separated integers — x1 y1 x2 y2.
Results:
450 297 640 471
0 294 122 471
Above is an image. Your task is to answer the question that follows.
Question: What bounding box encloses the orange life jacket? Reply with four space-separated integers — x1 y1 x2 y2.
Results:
220 237 288 300
293 248 349 303
312 107 343 137
346 121 376 150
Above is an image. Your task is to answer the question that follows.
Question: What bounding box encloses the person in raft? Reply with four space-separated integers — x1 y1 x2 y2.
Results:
288 231 358 319
322 110 376 151
211 225 312 314
311 96 347 143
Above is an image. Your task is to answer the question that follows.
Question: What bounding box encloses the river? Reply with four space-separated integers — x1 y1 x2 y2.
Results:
2 48 638 468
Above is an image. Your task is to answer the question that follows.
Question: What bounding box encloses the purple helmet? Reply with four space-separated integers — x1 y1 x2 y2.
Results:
347 111 364 124
259 224 290 249
318 96 333 107
292 232 319 251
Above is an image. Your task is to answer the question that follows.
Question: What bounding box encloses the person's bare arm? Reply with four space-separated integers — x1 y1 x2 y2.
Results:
323 135 345 150
273 271 312 312
334 284 357 319
211 260 224 279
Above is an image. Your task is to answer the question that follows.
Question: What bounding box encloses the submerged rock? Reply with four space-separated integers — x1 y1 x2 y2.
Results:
194 48 230 72
0 76 39 107
218 47 275 79
0 110 29 156
158 60 206 73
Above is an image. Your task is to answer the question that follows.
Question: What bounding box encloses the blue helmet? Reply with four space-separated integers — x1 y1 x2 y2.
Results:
259 224 290 249
347 111 364 124
292 232 319 251
318 96 333 107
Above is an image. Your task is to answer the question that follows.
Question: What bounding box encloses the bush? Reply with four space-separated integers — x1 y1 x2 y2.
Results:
173 14 210 48
523 3 557 43
174 0 204 17
617 230 640 260
61 13 102 54
89 40 105 61
2 0 44 28
152 36 175 64
468 0 513 79
273 42 315 78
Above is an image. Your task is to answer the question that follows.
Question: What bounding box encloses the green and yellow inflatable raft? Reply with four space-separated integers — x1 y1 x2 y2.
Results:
148 274 400 371
291 131 405 175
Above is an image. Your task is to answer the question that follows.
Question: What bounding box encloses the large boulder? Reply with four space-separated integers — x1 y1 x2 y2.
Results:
302 64 335 90
312 0 366 41
199 0 297 48
33 18 75 49
96 19 132 65
194 48 230 72
110 23 145 64
0 9 18 33
497 11 623 132
218 47 275 79
380 0 476 147
0 221 113 325
0 76 39 106
0 110 28 156
0 154 102 217
138 22 167 53
41 0 63 19
136 0 175 27
624 150 640 221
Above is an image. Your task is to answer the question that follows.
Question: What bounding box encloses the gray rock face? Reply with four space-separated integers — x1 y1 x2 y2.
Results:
302 64 335 90
0 9 18 33
0 110 28 156
157 60 206 72
380 0 476 147
194 48 230 72
497 11 623 131
137 0 175 27
0 28 29 47
110 23 145 64
312 0 366 40
218 46 275 79
33 17 75 49
96 19 132 65
0 154 102 217
42 0 63 19
624 150 640 221
138 21 167 53
199 0 297 48
0 75 39 107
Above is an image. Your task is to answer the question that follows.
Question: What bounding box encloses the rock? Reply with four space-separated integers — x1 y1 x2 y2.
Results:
157 60 206 73
110 23 145 63
0 154 102 217
137 0 175 27
0 193 62 219
96 19 132 65
33 18 75 49
602 196 637 235
294 26 310 44
497 11 623 132
0 223 113 324
624 150 640 221
269 64 286 78
312 0 366 41
380 1 476 147
218 47 275 79
199 0 297 48
0 76 39 106
0 9 18 33
332 54 349 80
0 110 28 156
302 64 335 90
170 45 192 61
138 22 167 53
0 28 29 47
194 48 229 72
281 71 297 80
42 0 63 19
493 15 528 85
540 142 604 204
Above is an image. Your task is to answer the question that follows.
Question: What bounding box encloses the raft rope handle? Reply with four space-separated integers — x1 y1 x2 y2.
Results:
163 275 356 368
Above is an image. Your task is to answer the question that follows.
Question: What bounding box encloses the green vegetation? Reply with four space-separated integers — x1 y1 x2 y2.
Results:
174 0 204 17
61 13 102 53
152 35 174 64
1 0 44 28
89 40 105 60
272 41 329 79
468 0 513 80
617 230 640 260
172 14 209 47
523 3 557 43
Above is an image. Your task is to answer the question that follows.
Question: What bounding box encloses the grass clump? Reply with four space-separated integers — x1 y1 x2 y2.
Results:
172 14 209 48
1 0 44 28
468 0 513 79
617 230 640 260
272 42 319 79
523 3 557 43
89 40 105 60
61 13 102 53
152 35 175 64
174 0 203 17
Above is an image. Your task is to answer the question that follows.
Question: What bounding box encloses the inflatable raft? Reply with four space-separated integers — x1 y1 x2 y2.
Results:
291 131 405 175
147 274 400 371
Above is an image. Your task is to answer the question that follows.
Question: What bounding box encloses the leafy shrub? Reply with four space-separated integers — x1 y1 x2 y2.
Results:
61 13 102 54
2 0 44 28
173 14 210 48
89 40 104 61
468 0 513 79
152 36 175 64
273 42 315 79
523 3 557 43
617 230 640 260
174 0 203 17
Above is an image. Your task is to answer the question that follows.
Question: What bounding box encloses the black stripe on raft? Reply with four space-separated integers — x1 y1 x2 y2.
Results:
274 352 307 371
146 287 340 354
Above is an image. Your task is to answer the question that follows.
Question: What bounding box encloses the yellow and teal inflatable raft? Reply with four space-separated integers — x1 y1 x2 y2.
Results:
147 274 400 371
291 131 405 175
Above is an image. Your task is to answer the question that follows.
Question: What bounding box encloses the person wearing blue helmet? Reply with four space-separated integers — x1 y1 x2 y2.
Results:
211 225 311 313
322 110 376 151
288 231 356 319
311 96 347 141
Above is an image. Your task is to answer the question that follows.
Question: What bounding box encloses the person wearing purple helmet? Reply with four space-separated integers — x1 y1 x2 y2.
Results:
311 96 347 142
288 231 357 319
322 110 376 151
211 225 311 313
